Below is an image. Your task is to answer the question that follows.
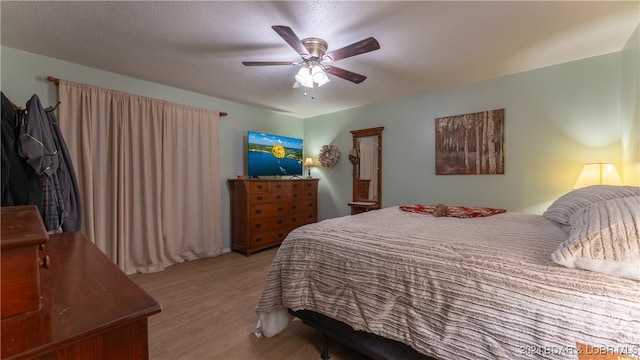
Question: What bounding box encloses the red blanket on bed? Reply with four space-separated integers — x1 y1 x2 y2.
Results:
399 204 506 218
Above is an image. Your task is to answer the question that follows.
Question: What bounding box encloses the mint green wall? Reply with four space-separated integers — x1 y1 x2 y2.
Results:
306 52 625 219
0 46 303 251
621 25 640 186
1 45 634 251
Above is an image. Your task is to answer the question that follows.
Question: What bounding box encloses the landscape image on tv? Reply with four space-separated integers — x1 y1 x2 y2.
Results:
247 131 303 176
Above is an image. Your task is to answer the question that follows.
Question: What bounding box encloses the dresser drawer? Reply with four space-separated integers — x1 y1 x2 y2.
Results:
290 181 309 192
294 188 316 200
249 215 287 232
290 190 315 201
248 191 289 204
1 206 48 319
250 229 288 249
1 246 42 319
289 211 316 228
290 200 316 213
249 203 287 218
247 181 269 193
293 180 316 191
356 179 371 200
269 181 290 192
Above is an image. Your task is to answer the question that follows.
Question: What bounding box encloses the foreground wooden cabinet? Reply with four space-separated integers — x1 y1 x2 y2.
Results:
229 179 319 256
1 206 48 320
1 206 161 360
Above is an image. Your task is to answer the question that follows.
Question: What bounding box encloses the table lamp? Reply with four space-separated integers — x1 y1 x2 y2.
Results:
573 163 622 189
304 158 314 178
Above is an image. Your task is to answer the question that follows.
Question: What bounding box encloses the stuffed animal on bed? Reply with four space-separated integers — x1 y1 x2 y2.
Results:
433 204 448 217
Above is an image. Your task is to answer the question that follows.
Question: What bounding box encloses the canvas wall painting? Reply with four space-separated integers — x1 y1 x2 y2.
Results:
435 109 504 175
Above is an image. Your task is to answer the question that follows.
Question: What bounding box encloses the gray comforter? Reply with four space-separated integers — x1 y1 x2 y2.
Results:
255 206 640 359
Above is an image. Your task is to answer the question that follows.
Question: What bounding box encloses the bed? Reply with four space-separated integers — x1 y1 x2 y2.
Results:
255 185 640 360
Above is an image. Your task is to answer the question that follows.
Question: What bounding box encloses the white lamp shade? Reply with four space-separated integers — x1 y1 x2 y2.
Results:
295 68 314 88
573 163 622 189
295 66 330 88
311 66 326 82
316 74 330 87
304 157 314 166
311 66 330 87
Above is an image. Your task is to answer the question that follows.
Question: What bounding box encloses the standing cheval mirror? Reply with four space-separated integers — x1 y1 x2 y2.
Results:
348 127 384 215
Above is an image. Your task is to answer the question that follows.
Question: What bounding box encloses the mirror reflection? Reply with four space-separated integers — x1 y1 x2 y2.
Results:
356 136 379 201
349 127 384 215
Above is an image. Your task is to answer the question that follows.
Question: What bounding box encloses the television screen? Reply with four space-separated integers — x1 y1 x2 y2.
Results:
247 131 303 177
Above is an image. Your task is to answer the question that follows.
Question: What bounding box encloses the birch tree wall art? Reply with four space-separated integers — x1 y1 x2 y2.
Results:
435 109 504 175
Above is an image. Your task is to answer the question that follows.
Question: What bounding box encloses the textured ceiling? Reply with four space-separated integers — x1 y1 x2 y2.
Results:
1 1 638 118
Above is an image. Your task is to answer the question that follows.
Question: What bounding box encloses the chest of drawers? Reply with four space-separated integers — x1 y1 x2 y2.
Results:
228 179 319 256
0 207 160 359
1 206 48 320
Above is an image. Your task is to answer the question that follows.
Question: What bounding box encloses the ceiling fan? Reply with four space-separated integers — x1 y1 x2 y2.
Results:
242 25 380 88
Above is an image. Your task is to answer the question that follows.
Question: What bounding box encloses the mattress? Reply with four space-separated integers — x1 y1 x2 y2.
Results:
255 206 640 360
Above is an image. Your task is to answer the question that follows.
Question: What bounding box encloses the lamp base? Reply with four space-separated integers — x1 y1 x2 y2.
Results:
307 168 312 179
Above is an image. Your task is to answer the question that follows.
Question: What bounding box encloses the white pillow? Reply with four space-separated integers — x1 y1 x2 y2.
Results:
551 196 640 280
543 185 640 226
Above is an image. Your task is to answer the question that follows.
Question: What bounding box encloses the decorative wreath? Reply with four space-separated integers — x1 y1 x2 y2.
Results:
318 144 341 168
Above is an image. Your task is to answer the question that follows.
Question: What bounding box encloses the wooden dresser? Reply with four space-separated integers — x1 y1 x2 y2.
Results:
1 206 48 321
228 178 319 256
1 206 161 360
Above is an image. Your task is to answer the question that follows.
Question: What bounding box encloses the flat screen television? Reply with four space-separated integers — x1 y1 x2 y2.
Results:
247 131 303 177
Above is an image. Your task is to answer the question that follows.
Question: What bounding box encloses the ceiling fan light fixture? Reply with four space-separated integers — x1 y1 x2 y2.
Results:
243 26 380 88
316 73 330 87
295 67 314 88
311 65 327 81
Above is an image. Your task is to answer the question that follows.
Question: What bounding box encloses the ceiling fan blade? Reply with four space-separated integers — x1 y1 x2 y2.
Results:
326 66 367 84
325 37 380 62
242 61 297 66
272 25 309 56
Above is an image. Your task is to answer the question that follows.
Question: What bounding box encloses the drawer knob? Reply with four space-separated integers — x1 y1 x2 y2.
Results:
255 237 262 243
40 255 51 269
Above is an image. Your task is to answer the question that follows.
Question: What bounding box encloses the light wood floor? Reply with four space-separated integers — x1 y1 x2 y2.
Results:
130 247 370 360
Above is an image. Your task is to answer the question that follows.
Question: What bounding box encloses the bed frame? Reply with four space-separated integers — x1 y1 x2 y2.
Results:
289 309 434 360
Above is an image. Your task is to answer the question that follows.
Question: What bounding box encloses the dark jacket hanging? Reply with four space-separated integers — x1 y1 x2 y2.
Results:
46 104 82 231
2 92 82 232
1 92 44 215
19 94 67 231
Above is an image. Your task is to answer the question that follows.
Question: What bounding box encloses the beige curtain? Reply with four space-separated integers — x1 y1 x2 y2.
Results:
57 80 222 274
359 141 378 200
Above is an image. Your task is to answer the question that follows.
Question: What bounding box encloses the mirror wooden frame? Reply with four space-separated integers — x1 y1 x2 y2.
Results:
348 127 384 215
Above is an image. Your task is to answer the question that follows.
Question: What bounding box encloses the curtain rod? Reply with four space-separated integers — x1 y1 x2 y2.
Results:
46 76 228 117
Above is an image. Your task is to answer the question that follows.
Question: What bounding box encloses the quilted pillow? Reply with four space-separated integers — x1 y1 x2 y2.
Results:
543 185 640 226
551 196 640 280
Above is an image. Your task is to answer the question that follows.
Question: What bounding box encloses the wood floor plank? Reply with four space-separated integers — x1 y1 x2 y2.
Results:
130 247 370 360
